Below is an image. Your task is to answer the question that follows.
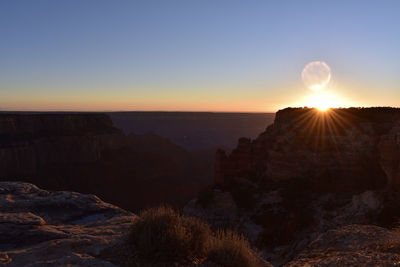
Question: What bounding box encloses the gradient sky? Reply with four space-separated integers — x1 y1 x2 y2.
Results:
1 1 399 112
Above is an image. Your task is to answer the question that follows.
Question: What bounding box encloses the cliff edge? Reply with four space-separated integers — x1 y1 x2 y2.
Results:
215 107 400 192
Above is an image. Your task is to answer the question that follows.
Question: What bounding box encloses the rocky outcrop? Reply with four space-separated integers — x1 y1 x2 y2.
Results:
286 224 400 266
215 107 400 192
189 108 400 265
186 187 389 265
0 181 136 266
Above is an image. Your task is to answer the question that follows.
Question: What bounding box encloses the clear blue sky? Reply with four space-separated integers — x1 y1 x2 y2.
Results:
1 1 399 111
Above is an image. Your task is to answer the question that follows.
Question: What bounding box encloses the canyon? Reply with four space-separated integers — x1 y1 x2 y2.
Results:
0 113 211 211
109 112 274 151
1 108 400 266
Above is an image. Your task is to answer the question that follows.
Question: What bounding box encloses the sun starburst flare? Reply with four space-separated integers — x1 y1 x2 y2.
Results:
298 61 351 111
305 92 344 111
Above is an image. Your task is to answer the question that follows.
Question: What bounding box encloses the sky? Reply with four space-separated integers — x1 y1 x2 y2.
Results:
1 1 399 112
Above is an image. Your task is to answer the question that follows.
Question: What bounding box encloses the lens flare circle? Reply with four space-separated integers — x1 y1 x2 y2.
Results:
301 61 331 91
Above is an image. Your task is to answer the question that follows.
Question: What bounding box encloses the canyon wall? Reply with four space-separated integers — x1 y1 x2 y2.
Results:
215 108 400 192
0 114 124 178
0 113 212 211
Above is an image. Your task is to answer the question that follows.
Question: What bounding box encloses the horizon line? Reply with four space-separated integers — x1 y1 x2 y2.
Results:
1 106 398 114
0 109 277 114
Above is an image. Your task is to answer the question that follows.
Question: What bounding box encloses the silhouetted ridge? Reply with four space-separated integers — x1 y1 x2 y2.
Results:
0 113 212 211
216 107 400 193
0 113 121 146
275 107 400 133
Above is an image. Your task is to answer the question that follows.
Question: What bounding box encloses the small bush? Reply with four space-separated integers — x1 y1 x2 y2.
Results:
208 230 259 267
128 205 261 266
128 205 211 262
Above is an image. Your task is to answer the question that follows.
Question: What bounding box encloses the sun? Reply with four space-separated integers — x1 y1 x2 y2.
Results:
315 102 330 112
299 61 343 111
306 92 341 111
293 61 352 111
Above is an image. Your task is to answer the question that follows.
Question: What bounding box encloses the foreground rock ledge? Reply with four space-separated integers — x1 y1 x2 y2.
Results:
0 182 136 266
3 181 400 266
286 224 400 266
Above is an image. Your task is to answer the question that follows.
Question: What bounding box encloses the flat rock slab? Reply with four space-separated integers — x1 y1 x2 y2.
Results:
0 182 137 266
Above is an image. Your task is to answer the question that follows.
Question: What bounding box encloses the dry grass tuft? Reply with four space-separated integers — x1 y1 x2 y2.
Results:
128 205 211 262
207 229 259 267
128 205 261 266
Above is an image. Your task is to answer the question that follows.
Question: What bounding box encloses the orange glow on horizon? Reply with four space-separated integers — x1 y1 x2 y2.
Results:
0 83 397 113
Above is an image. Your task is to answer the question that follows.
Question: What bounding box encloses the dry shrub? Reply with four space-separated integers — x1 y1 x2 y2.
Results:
129 205 261 266
128 205 211 262
207 230 259 267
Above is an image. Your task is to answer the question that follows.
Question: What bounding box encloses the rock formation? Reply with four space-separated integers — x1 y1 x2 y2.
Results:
215 107 400 191
0 181 136 266
286 224 400 266
188 107 400 265
5 181 400 266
